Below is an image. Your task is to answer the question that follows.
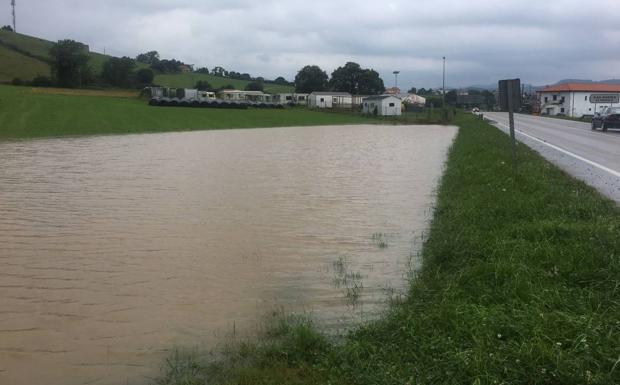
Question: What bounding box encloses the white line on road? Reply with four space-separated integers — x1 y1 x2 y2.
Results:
491 120 620 179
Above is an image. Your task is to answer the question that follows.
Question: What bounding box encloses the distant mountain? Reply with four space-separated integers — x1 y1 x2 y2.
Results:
461 79 620 93
553 78 620 85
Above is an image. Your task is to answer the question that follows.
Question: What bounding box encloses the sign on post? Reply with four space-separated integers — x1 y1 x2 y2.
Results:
498 79 522 112
499 78 520 176
590 94 620 104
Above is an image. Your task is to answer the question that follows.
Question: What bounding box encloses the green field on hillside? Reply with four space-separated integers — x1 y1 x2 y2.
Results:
0 45 50 82
155 72 295 94
0 85 368 140
0 30 144 80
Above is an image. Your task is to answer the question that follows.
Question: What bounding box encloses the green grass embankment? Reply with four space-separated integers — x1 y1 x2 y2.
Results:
155 114 620 385
0 85 370 140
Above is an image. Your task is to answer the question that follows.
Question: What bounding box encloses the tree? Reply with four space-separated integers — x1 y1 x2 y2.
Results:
408 87 417 94
49 40 91 88
244 81 264 92
195 80 212 91
151 59 184 73
329 62 384 95
101 56 136 87
212 66 227 77
446 90 457 105
482 90 496 109
136 51 160 65
294 65 328 93
273 76 288 85
136 68 154 85
1 25 14 32
195 67 209 74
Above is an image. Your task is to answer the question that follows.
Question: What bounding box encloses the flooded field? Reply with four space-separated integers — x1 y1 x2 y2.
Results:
0 124 457 385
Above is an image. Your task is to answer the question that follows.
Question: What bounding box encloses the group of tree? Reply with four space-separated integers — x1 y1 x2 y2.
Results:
1 25 14 32
135 50 187 74
294 62 385 95
33 40 156 89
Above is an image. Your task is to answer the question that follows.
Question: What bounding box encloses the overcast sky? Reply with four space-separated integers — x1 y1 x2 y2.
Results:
4 0 620 88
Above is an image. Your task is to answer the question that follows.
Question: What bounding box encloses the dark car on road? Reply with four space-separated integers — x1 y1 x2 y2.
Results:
591 107 620 131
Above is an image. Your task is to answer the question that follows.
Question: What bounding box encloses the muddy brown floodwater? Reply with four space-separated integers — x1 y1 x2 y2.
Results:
0 124 457 385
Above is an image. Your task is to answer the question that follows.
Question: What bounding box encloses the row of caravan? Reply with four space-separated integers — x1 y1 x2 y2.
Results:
147 87 425 115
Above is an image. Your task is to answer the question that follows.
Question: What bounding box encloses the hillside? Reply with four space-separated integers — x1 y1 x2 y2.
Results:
0 30 140 82
154 73 295 94
0 44 50 82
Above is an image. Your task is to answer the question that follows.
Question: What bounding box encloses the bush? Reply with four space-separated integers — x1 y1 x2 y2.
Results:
136 68 154 85
194 80 212 91
11 78 24 86
31 75 53 87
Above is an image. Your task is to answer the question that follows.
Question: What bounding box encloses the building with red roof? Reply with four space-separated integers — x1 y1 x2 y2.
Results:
537 83 620 117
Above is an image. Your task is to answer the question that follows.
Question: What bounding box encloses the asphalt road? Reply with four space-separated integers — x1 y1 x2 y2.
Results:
484 112 620 204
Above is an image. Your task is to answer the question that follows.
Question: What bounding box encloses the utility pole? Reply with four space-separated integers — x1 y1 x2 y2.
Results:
442 57 446 108
393 71 400 90
11 0 16 32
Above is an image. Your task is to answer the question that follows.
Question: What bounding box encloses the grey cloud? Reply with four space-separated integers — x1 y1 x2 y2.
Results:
6 0 620 88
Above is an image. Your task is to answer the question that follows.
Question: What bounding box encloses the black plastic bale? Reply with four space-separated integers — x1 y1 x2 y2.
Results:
169 100 179 107
159 99 170 107
199 101 209 108
180 100 190 107
149 98 160 106
190 100 200 108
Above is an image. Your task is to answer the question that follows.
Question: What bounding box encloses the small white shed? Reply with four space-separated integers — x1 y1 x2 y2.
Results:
362 95 402 116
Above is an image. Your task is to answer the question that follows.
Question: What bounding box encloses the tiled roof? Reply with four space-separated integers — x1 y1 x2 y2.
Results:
539 83 620 92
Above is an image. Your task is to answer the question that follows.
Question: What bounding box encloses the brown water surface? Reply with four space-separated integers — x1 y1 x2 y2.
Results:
0 124 457 385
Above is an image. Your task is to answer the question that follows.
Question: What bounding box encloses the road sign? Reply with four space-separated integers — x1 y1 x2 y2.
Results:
590 94 619 104
498 79 521 112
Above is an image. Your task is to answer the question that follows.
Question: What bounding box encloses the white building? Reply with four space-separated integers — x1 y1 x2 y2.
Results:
538 83 620 118
148 87 214 100
217 90 273 103
308 92 352 108
362 95 402 116
274 93 309 104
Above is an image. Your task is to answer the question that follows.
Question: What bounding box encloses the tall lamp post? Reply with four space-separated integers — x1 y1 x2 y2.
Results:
442 57 446 108
393 71 400 90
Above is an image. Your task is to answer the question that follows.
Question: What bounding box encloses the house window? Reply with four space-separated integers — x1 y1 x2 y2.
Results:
333 97 338 103
544 96 548 102
560 108 565 113
585 96 588 101
320 98 324 102
553 95 557 101
298 96 305 101
389 103 395 107
589 108 592 111
286 96 292 101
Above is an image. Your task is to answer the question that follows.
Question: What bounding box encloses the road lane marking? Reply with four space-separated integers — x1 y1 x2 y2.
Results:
493 114 620 141
490 120 620 179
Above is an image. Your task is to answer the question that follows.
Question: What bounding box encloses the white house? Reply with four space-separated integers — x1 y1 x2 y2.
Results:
362 95 402 116
308 92 352 108
538 83 620 117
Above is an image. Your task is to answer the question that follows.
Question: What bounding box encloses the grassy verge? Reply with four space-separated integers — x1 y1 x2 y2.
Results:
0 85 371 140
154 113 620 384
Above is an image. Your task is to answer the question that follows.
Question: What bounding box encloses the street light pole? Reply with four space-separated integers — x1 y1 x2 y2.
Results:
442 57 446 108
393 71 400 90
